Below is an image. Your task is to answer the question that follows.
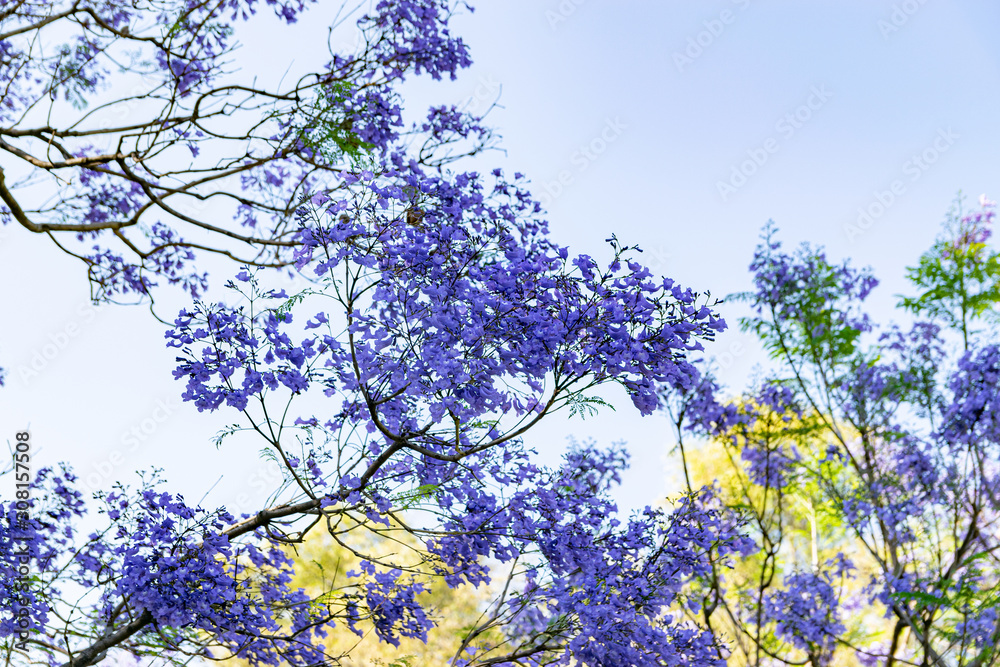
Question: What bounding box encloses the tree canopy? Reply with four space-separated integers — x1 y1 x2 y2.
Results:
3 2 1000 667
0 0 492 301
2 3 739 666
663 196 1000 666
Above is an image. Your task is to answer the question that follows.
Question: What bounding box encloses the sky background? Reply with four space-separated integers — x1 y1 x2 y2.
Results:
2 0 1000 515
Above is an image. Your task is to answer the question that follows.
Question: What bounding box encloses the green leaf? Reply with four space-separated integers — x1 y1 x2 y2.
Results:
890 590 949 607
565 394 615 420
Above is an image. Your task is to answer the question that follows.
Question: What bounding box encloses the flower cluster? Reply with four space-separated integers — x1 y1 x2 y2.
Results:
678 213 1000 666
167 287 321 413
764 566 847 659
461 446 754 667
171 166 722 441
942 344 1000 448
740 223 877 368
0 465 86 639
1 0 484 303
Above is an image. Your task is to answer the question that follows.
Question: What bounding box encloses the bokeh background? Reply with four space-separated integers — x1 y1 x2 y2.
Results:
2 0 999 513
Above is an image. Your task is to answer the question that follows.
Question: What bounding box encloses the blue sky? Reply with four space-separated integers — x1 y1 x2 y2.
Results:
2 0 999 513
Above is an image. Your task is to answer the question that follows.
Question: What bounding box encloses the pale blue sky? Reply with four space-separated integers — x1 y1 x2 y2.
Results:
3 1 999 513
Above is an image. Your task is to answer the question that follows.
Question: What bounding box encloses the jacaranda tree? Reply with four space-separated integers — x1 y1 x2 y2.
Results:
664 194 1000 666
0 2 753 666
0 0 495 302
5 2 998 666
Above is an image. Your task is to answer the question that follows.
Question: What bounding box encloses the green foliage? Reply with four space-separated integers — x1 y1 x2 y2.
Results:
164 12 233 42
392 483 440 510
213 423 243 449
680 399 891 666
683 198 1000 665
735 224 872 375
372 656 416 667
54 44 100 110
274 287 323 318
565 394 615 420
899 193 1000 347
297 82 376 167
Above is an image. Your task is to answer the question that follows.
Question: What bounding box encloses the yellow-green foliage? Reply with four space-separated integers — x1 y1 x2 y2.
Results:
225 520 497 667
677 401 895 666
